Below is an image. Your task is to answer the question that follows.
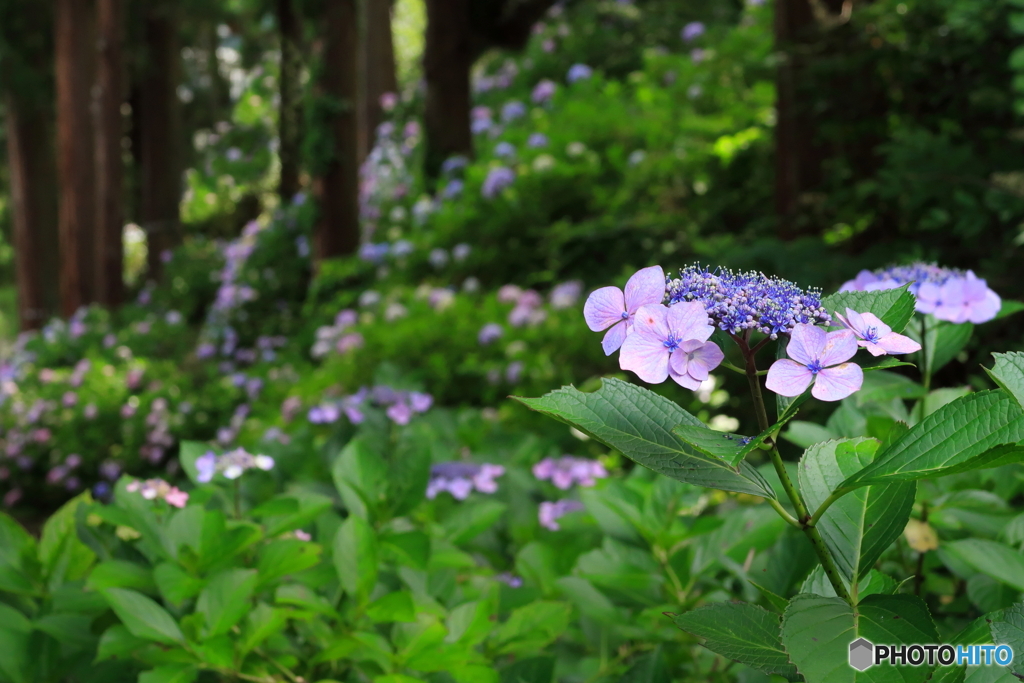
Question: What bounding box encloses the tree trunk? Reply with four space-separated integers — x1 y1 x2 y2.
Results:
773 0 846 238
423 0 473 180
360 0 398 161
95 0 124 308
313 0 360 262
55 0 98 316
5 93 60 330
137 1 180 282
278 0 303 201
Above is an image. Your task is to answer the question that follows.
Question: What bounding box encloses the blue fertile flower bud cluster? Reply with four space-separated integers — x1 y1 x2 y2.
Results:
666 265 831 338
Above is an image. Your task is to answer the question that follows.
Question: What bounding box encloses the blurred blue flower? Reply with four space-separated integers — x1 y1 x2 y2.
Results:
567 64 593 84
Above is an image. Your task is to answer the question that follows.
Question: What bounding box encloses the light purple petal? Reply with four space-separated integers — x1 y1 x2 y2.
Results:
915 282 941 313
967 289 1001 324
864 278 899 292
812 363 864 401
680 341 723 381
845 308 892 338
765 359 813 397
670 370 703 390
666 301 714 342
962 272 988 303
819 329 858 367
619 328 669 384
584 286 625 331
786 324 827 366
601 321 628 355
631 304 671 341
623 265 666 313
874 332 921 355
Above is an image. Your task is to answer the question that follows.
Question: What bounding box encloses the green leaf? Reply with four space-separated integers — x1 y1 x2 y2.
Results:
499 657 555 683
491 601 572 656
95 624 148 662
989 603 1024 676
555 576 619 625
446 600 495 647
798 438 915 583
923 319 974 376
854 371 926 406
0 603 31 683
153 563 204 605
799 566 897 600
943 540 1024 592
784 421 838 449
334 515 379 603
617 649 669 683
256 539 322 588
177 441 210 487
748 581 790 613
138 664 199 683
34 613 96 652
996 300 1024 319
822 285 917 333
781 593 938 683
670 602 798 679
840 391 1024 488
986 352 1024 411
442 500 508 545
366 591 416 623
39 492 96 589
674 413 795 467
101 588 185 645
195 568 258 638
514 379 776 498
332 437 390 521
87 561 156 593
240 603 289 655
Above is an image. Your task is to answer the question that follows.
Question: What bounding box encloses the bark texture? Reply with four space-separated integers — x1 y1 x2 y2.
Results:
278 0 303 200
5 92 59 330
360 0 398 161
313 0 360 262
55 0 98 315
137 1 181 282
95 0 125 307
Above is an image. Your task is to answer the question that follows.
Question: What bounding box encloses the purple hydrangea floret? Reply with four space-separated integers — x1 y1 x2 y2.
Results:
666 265 831 338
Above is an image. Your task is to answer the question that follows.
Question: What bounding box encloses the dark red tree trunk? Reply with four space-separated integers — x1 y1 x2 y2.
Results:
278 0 303 200
5 93 59 330
423 0 473 179
55 0 97 316
360 0 398 161
95 0 124 308
138 1 180 282
313 0 360 262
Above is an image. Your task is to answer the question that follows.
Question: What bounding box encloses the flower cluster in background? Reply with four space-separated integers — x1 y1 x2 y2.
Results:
126 478 189 507
426 462 506 500
195 448 274 482
840 263 1002 324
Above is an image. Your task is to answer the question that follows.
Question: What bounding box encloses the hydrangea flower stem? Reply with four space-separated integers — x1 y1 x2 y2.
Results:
739 338 852 602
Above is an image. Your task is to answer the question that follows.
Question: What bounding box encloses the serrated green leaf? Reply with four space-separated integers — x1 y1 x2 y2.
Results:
799 566 897 600
514 379 776 498
195 568 258 638
986 352 1024 411
799 438 915 584
334 515 378 603
943 540 1024 592
332 437 389 521
491 601 572 656
153 563 204 605
256 539 322 588
822 285 917 333
840 391 1024 488
674 412 794 467
748 581 790 613
39 492 96 589
989 603 1024 676
138 664 198 683
781 593 937 683
670 602 798 679
101 588 184 645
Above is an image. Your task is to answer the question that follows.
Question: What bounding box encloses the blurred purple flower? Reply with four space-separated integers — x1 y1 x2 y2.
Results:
567 64 593 84
681 21 705 42
527 133 549 148
539 499 585 530
501 100 527 122
482 167 515 199
478 323 504 345
531 79 557 104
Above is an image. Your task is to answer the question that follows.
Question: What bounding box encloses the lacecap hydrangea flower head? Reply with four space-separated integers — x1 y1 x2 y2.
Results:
840 263 1001 324
583 264 920 402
